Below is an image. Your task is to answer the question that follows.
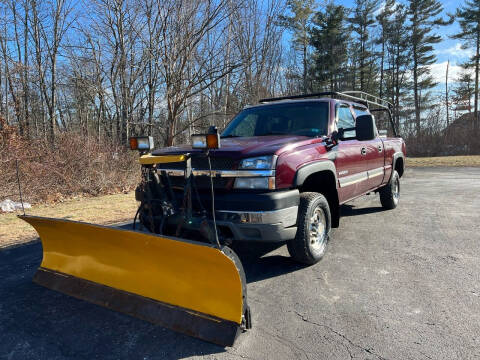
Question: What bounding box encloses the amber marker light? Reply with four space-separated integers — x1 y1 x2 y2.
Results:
206 133 219 149
129 137 138 150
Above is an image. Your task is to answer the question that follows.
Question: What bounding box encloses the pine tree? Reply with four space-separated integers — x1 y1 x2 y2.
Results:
309 2 350 92
348 0 379 92
408 0 451 136
385 2 410 129
278 0 316 93
376 0 396 99
453 70 475 114
452 0 480 138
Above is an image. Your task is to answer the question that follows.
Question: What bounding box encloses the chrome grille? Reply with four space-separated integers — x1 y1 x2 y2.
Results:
158 157 236 170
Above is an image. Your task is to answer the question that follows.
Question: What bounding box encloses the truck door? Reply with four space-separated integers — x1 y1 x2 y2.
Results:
334 103 369 203
353 108 385 190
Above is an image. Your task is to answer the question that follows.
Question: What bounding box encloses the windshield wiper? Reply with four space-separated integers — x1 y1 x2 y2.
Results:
220 134 242 138
258 132 288 136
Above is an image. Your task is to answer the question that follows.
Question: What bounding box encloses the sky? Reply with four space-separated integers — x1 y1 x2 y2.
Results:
306 0 472 89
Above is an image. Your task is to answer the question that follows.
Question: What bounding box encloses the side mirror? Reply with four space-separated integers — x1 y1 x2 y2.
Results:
355 115 376 141
331 130 339 143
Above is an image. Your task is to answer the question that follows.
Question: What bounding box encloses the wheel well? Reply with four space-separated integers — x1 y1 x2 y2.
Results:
395 157 404 177
299 171 340 228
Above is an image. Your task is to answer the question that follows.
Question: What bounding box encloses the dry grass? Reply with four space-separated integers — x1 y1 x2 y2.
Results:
0 192 138 248
406 155 480 167
1 123 140 205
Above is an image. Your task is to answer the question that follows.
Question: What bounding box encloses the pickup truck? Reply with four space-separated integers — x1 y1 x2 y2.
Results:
136 92 406 265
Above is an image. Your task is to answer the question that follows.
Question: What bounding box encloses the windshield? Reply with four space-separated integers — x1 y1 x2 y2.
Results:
222 101 329 138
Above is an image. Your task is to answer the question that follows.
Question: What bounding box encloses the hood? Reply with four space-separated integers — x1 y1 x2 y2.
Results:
152 135 325 159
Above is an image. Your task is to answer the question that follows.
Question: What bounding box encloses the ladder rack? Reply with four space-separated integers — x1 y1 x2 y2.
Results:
259 91 392 110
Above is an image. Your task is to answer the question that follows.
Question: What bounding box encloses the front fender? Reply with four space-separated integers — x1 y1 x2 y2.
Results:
293 160 338 188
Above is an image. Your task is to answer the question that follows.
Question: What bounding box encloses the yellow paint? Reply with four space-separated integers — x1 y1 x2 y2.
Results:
20 215 243 324
139 154 187 165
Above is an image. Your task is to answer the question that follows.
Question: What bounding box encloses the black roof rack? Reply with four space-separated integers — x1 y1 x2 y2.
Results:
259 91 393 111
258 91 398 136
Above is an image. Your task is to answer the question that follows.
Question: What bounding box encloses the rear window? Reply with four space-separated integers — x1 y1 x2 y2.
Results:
353 107 370 117
222 102 329 138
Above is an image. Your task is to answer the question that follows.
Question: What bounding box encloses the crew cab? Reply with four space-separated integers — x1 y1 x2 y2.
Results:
137 92 406 264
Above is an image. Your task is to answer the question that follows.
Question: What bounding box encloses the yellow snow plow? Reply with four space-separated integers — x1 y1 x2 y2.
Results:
20 128 251 346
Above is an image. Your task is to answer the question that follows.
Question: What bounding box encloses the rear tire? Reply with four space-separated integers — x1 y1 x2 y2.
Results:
287 192 331 265
379 170 400 210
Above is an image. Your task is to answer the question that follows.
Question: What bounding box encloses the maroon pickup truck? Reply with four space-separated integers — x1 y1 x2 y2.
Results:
137 92 406 265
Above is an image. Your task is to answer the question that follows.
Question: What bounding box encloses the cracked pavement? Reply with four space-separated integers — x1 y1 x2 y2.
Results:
1 167 480 359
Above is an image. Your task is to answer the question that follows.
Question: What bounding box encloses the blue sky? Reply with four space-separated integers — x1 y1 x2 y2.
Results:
303 0 472 88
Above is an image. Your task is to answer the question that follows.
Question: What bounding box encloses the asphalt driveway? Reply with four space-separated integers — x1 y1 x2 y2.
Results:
1 167 479 359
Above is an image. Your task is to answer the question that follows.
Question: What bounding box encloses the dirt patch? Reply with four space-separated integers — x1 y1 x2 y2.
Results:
406 155 480 167
0 192 138 248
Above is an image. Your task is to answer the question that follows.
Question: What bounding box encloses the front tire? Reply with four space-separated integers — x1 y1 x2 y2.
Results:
287 192 331 265
379 170 400 209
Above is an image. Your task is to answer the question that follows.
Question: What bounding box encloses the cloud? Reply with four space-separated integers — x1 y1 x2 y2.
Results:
374 0 401 18
429 61 474 84
437 43 474 60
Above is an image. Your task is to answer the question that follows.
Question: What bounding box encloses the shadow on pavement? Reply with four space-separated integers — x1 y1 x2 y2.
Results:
0 239 303 359
340 204 384 217
232 242 307 283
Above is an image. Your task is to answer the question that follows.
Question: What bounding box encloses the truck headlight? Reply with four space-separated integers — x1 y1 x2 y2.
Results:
234 177 275 190
239 156 274 169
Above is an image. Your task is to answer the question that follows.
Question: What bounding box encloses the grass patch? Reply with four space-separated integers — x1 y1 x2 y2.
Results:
0 192 138 248
406 155 480 167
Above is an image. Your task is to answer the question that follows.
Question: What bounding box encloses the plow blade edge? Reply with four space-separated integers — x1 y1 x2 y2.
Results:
20 215 247 346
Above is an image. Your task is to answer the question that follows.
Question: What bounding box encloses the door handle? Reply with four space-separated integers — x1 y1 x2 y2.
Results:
378 145 383 152
361 147 367 156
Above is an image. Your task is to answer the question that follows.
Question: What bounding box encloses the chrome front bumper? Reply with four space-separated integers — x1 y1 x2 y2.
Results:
216 206 298 227
215 206 298 242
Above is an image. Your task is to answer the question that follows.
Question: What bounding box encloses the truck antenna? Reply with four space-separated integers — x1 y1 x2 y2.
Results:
207 152 221 249
15 159 25 216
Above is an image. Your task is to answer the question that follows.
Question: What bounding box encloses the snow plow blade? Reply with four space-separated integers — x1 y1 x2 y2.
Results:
20 215 249 346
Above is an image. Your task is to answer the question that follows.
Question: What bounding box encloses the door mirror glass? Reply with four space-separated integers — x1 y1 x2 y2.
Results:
355 115 376 141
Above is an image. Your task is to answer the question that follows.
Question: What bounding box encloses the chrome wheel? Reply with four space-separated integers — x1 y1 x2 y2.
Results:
309 206 327 252
393 177 400 202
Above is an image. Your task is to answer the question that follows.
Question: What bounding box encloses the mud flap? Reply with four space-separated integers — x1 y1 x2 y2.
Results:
20 215 249 346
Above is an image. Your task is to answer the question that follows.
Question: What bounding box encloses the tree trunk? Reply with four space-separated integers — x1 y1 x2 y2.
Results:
413 43 421 136
445 60 449 127
49 51 57 145
23 0 29 139
303 40 307 93
379 29 385 99
475 32 479 137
